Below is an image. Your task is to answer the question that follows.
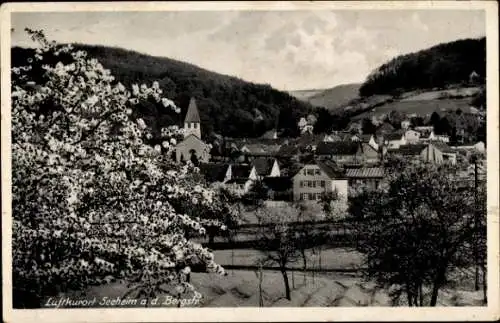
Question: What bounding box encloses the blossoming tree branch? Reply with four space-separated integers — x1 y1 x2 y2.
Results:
12 29 235 308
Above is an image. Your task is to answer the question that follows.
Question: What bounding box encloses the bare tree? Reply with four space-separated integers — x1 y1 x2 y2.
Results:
254 205 301 300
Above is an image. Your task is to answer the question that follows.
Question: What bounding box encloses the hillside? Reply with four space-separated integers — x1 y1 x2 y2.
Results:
307 83 362 111
287 89 325 101
11 45 316 138
288 83 362 111
359 37 486 97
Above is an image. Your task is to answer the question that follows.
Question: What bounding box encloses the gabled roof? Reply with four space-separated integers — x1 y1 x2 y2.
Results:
393 144 427 156
315 160 346 179
252 157 276 176
176 133 207 146
184 97 201 123
360 134 373 142
345 167 384 178
429 141 455 153
230 164 252 179
316 141 360 155
262 176 292 192
277 144 299 156
198 163 229 183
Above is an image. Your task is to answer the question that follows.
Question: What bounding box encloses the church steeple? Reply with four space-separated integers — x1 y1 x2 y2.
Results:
184 97 201 138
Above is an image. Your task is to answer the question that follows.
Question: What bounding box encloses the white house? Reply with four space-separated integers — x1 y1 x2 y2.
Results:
404 129 421 144
292 160 348 203
421 131 450 143
384 131 407 149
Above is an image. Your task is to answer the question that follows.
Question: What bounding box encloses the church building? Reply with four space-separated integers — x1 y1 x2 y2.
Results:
175 97 211 164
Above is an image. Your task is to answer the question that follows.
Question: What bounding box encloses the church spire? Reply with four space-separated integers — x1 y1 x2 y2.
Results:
183 97 201 138
184 97 200 124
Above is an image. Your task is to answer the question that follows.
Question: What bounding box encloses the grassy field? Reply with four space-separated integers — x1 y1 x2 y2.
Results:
213 247 364 270
353 98 473 120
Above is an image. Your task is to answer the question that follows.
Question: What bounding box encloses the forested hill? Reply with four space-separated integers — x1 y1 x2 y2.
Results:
359 37 486 97
12 45 316 138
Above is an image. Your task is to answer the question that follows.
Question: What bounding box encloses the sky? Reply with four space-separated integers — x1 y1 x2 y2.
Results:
11 10 485 91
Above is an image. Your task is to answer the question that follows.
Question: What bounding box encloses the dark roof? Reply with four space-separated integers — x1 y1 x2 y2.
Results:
315 160 346 179
262 176 292 192
316 141 360 155
429 141 455 153
199 163 228 183
385 131 405 141
184 97 200 123
345 167 384 178
230 164 252 178
393 144 427 156
277 144 299 156
360 134 373 142
376 123 395 134
252 157 276 176
296 133 324 147
226 178 249 185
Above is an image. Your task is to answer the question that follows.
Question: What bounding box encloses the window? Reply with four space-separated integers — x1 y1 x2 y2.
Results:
193 123 198 129
312 181 316 188
300 181 304 188
307 181 312 188
308 193 314 200
307 169 314 176
315 169 321 175
303 169 307 176
320 180 326 188
299 193 304 200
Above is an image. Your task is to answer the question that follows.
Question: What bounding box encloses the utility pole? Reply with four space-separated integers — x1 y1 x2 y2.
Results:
473 156 479 291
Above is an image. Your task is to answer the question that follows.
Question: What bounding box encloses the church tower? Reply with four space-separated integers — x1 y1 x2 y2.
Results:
183 97 201 139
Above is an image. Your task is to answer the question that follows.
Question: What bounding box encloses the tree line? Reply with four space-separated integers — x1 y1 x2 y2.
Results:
359 37 486 97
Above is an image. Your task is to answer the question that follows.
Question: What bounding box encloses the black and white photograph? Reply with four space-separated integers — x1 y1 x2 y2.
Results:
1 1 499 322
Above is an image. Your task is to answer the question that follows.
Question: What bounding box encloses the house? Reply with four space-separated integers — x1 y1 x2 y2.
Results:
414 126 434 133
345 167 385 192
260 129 278 140
375 122 396 136
292 160 348 202
401 119 411 130
421 141 457 165
295 133 324 152
240 143 281 156
323 133 343 142
252 157 280 179
223 164 258 196
404 129 421 144
262 176 293 201
359 134 379 151
389 144 428 158
384 131 407 149
175 98 211 163
198 162 229 183
391 142 457 165
420 130 450 143
316 141 379 164
451 141 486 154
